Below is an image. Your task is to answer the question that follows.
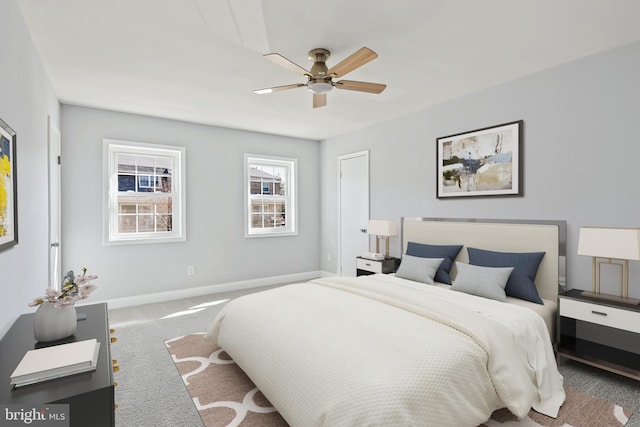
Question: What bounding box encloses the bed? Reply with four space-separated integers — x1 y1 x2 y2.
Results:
204 218 567 426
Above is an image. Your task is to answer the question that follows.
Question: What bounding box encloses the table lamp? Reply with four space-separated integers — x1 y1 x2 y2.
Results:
368 220 398 258
577 226 640 305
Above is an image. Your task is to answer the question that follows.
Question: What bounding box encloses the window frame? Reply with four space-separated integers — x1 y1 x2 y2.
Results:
244 153 298 238
103 139 186 245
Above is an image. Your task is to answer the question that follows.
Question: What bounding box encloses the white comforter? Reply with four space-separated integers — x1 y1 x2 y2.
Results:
204 275 565 427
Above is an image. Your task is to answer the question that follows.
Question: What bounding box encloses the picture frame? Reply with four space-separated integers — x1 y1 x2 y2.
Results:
0 117 18 251
436 120 522 199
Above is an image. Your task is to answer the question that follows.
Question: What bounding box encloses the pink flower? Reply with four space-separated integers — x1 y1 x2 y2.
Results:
74 275 98 285
77 284 98 300
45 288 61 299
28 298 44 307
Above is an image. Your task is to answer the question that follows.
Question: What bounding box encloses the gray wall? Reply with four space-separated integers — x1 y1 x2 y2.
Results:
61 106 320 302
320 40 640 298
0 1 61 336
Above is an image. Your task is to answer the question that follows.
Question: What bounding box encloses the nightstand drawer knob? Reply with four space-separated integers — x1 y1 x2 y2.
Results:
591 310 608 316
111 337 118 343
113 365 120 373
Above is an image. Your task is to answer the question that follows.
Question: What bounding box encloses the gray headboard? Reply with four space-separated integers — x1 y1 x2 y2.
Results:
401 218 567 302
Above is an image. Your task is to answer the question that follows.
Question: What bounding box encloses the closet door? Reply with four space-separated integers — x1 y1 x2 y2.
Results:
338 151 369 276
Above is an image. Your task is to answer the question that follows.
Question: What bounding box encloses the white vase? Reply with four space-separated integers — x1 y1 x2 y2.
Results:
33 302 77 342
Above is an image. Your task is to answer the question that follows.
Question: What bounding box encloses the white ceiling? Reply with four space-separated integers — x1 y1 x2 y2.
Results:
17 0 640 140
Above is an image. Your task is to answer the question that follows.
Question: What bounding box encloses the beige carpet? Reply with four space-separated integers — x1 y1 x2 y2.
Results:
165 333 633 427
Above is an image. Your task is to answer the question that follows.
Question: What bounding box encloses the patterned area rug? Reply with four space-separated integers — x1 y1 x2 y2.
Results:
165 333 633 427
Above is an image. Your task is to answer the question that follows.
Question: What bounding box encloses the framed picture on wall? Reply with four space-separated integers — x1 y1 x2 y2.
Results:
0 117 18 251
436 120 523 198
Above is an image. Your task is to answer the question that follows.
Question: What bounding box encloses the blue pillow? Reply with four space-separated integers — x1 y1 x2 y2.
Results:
467 247 545 304
405 242 463 284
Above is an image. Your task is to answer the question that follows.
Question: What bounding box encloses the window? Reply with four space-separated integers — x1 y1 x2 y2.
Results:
245 154 297 237
104 139 186 244
138 175 157 189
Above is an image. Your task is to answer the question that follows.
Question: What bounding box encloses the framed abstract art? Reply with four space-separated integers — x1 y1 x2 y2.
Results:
436 120 523 198
0 117 17 251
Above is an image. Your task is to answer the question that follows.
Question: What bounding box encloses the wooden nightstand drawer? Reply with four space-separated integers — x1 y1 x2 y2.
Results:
560 297 640 334
356 257 383 273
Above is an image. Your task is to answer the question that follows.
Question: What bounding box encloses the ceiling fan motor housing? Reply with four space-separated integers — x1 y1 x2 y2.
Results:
307 48 333 93
308 48 331 76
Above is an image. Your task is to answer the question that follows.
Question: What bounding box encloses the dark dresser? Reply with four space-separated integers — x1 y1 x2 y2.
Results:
0 303 115 426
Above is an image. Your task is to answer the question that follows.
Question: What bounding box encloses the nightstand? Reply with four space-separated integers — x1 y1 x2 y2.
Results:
356 256 400 276
557 289 640 381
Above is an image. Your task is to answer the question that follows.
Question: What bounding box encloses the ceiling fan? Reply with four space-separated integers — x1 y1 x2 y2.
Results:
254 47 386 108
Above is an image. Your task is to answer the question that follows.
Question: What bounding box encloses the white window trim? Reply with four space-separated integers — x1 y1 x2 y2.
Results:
244 153 298 238
103 139 186 245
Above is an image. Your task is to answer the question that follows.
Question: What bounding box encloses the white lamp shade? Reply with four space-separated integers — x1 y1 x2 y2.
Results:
368 220 398 237
577 227 640 260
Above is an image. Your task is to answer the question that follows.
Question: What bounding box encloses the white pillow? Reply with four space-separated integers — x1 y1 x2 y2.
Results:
395 255 444 285
451 262 513 302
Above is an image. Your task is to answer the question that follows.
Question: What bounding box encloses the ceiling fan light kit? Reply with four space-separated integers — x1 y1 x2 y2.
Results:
255 47 386 108
307 81 333 94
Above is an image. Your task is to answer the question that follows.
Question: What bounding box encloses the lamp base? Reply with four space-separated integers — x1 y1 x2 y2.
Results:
580 290 640 306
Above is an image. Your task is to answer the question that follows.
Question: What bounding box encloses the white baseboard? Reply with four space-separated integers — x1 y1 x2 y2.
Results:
320 270 337 277
90 271 323 310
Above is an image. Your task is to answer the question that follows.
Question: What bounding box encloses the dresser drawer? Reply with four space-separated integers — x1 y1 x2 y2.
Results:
560 297 640 334
356 258 383 273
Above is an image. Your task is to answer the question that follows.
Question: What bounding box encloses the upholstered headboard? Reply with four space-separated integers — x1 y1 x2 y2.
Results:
401 218 566 302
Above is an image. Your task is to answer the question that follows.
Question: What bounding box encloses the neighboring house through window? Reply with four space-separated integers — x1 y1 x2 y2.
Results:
104 139 186 244
245 154 297 237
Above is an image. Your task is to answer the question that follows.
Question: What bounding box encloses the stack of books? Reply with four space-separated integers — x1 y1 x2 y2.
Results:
10 339 100 388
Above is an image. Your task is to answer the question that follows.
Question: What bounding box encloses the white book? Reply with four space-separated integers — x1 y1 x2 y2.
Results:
10 338 100 387
362 252 385 261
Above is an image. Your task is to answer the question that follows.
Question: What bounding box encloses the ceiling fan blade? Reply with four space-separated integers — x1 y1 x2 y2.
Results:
335 80 386 94
326 47 378 78
313 93 327 108
264 53 311 77
254 83 305 94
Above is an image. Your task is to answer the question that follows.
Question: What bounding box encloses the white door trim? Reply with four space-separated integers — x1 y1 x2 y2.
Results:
48 116 62 290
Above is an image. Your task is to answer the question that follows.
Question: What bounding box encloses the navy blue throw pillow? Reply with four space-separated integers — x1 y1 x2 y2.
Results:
467 247 545 304
405 242 463 284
